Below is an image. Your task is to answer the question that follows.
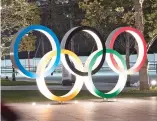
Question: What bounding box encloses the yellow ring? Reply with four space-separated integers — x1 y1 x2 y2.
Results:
36 49 84 101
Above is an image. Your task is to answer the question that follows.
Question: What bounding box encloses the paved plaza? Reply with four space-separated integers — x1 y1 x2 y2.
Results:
1 83 136 91
4 97 157 121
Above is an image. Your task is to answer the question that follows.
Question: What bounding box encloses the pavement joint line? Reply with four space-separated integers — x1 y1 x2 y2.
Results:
113 104 157 117
58 111 84 121
114 104 156 117
19 111 40 121
103 98 157 117
10 106 40 121
109 98 157 116
79 99 157 120
78 103 126 121
55 104 84 121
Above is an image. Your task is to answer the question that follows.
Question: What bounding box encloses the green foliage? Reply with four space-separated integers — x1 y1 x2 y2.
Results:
18 34 36 52
1 0 40 57
143 0 157 39
79 0 157 41
79 0 134 38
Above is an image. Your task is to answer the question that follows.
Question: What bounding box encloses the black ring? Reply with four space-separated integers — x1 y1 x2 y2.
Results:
62 26 106 76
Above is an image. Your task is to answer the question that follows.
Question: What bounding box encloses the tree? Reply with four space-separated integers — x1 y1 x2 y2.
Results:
143 0 157 40
18 34 36 71
133 0 148 90
114 32 135 86
132 0 157 90
39 0 81 85
79 0 135 86
79 0 157 90
1 0 40 81
1 0 40 58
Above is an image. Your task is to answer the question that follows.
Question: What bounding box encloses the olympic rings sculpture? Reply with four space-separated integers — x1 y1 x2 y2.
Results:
10 25 147 101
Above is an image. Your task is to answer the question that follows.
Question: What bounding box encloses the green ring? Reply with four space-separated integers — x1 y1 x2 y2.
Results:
89 49 127 98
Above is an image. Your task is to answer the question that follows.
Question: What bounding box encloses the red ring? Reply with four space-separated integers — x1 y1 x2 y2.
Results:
109 27 147 73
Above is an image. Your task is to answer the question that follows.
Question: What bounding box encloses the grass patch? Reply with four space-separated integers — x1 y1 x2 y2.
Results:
1 90 93 102
1 80 61 86
119 90 157 97
1 90 157 103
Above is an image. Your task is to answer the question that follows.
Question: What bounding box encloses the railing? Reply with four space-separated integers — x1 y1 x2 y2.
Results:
1 61 157 74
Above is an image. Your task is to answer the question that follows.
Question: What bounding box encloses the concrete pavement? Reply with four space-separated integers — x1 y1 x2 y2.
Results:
3 97 157 121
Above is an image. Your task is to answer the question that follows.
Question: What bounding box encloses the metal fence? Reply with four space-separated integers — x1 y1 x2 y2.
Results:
1 61 157 75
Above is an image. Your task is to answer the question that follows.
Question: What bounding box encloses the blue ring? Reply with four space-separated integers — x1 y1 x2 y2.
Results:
13 25 60 79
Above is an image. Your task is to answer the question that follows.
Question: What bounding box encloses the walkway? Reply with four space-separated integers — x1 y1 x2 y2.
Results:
1 83 136 90
3 97 157 121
